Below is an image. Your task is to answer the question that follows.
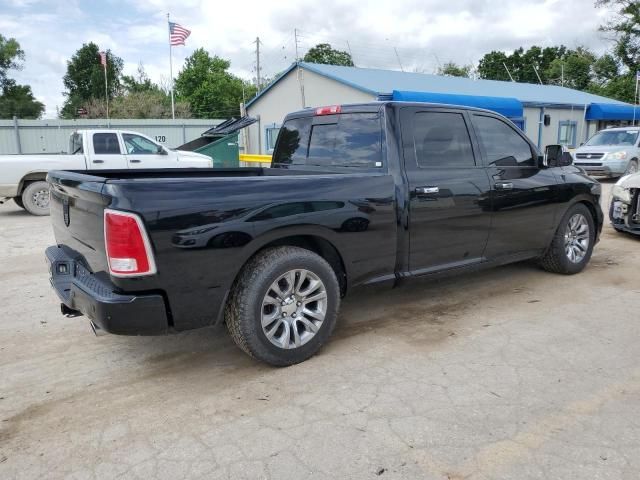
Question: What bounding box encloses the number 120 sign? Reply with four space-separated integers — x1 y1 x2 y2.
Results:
155 135 166 143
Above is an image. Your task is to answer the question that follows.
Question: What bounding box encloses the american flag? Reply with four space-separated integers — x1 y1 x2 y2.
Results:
99 51 107 67
169 22 191 46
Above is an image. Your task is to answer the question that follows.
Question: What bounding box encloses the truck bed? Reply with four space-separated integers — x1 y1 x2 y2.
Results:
47 167 398 332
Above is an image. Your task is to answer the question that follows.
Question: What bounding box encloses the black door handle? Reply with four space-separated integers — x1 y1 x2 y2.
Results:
92 159 104 164
129 159 141 163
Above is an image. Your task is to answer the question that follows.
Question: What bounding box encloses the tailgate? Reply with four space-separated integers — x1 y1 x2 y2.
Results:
48 170 111 274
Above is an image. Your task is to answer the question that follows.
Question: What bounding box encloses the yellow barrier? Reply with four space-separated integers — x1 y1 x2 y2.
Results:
239 154 272 163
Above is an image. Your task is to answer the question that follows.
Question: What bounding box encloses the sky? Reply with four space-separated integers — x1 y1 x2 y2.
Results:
1 0 616 118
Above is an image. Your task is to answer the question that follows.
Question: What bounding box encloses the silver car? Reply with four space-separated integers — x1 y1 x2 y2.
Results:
573 127 640 177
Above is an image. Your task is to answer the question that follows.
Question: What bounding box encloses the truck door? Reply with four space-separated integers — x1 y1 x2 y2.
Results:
89 132 128 169
401 107 492 274
121 132 176 168
469 113 559 259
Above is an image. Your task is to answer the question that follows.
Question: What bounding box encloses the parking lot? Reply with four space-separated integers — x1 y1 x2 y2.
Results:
0 179 639 480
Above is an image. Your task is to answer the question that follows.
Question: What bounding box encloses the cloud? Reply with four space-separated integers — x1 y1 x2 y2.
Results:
1 0 617 118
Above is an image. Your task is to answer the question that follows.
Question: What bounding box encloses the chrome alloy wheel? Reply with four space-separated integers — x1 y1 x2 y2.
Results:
261 269 328 349
32 188 50 209
564 213 590 263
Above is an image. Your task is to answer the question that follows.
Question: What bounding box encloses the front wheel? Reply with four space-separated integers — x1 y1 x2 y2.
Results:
225 246 340 366
21 181 50 216
625 159 638 175
539 203 595 274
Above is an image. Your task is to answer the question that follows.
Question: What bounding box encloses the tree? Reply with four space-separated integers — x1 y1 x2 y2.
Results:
545 47 597 90
0 33 24 90
438 62 472 78
597 0 640 71
0 80 44 118
83 91 190 119
478 46 568 84
303 43 354 66
174 48 256 118
121 62 158 94
0 34 44 119
61 42 123 118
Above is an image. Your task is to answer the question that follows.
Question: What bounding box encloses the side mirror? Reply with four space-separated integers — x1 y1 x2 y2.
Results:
157 145 167 155
545 145 563 167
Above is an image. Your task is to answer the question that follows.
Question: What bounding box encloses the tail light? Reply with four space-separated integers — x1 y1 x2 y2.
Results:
315 105 341 116
104 209 157 277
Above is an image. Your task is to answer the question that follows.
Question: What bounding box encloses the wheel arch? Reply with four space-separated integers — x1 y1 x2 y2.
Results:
18 171 48 195
242 234 348 297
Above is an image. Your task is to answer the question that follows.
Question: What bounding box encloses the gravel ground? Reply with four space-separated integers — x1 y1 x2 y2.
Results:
1 180 639 480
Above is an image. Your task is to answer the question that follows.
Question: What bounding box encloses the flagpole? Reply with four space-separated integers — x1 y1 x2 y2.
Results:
104 54 109 121
634 72 639 127
168 13 175 120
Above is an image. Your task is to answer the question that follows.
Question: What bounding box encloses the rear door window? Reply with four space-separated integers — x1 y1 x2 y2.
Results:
413 111 476 167
92 133 121 155
273 113 382 169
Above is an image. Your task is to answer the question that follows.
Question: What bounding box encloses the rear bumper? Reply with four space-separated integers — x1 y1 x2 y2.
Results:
45 245 169 335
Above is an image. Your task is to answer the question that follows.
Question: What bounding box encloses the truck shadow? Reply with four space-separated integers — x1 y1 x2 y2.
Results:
120 261 545 374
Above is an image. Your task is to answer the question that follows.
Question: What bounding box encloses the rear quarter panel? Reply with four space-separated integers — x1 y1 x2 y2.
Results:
106 173 397 331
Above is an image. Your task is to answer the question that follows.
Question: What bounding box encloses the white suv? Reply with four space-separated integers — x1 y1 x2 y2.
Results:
573 127 640 177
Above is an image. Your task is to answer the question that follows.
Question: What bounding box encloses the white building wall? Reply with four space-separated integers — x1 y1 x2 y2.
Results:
523 106 591 149
245 68 375 154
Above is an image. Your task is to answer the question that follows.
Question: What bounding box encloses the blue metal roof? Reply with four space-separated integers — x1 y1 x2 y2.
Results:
585 103 640 121
246 62 629 110
391 90 523 118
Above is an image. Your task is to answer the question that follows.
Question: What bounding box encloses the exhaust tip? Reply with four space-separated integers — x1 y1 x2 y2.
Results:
90 321 106 337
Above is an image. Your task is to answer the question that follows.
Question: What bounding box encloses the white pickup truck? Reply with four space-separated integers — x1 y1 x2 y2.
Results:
0 129 213 215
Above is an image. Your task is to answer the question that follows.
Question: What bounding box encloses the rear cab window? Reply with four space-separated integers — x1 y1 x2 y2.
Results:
92 133 122 155
272 111 384 171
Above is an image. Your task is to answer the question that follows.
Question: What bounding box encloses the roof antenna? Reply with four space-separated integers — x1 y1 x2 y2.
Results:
394 47 404 72
503 62 515 82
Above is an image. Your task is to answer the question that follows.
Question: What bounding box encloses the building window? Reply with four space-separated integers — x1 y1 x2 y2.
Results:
265 124 281 153
558 121 577 147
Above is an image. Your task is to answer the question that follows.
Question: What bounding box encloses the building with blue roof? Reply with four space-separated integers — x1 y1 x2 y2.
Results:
244 62 638 155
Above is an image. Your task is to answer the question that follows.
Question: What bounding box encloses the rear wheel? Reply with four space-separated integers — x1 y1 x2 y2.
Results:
225 246 340 366
539 203 595 274
21 181 50 216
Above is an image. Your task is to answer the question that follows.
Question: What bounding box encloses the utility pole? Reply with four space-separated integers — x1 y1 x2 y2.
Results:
254 37 261 91
294 28 305 108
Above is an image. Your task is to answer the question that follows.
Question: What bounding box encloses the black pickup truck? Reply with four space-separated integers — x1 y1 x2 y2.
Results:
46 102 603 366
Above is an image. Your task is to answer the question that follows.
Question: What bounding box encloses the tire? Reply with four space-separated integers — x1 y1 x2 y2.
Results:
225 246 340 366
539 203 595 275
21 180 50 216
13 197 25 209
625 159 638 175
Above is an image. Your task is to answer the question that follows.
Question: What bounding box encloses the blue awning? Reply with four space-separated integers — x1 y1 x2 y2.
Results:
391 90 524 119
585 103 639 121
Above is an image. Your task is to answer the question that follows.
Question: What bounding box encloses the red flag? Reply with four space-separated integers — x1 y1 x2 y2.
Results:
99 51 107 67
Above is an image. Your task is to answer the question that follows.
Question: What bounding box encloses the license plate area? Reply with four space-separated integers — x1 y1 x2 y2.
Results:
612 201 624 220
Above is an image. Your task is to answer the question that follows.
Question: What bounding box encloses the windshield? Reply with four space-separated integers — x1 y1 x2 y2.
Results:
585 130 639 147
